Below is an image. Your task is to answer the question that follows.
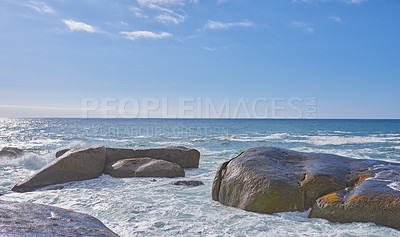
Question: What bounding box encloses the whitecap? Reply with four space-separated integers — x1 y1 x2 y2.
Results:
0 152 50 170
388 182 400 192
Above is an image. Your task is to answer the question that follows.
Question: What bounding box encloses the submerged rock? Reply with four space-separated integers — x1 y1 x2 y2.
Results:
105 146 200 168
170 180 205 186
104 157 185 178
212 146 400 230
12 146 106 193
0 201 118 236
0 147 27 158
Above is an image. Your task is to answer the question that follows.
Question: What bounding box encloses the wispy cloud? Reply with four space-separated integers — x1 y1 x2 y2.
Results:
130 7 148 18
204 20 253 30
329 16 343 22
120 21 130 27
148 4 185 24
23 0 54 14
290 21 314 32
292 0 366 4
63 20 99 33
345 0 366 4
121 31 173 40
203 45 232 51
134 0 196 24
137 0 197 6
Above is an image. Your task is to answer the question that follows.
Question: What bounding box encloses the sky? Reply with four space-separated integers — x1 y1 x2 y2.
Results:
0 0 399 118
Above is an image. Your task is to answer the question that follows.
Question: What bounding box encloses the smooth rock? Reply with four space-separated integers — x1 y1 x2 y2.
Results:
12 146 106 193
212 146 400 230
56 148 71 158
0 147 26 158
106 146 200 168
104 157 185 178
212 147 350 213
0 201 118 236
309 164 400 230
170 180 205 186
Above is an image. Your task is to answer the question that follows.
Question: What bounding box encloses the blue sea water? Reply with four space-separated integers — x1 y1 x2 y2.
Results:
0 118 400 236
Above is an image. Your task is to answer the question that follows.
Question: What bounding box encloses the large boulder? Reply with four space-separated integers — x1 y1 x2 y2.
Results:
12 146 106 193
0 201 118 236
0 147 27 158
212 146 400 230
104 157 185 178
106 146 200 168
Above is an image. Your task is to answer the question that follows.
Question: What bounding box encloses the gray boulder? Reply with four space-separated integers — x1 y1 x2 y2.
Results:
0 201 118 236
12 146 106 193
106 146 200 168
212 146 400 230
104 157 185 178
0 147 27 158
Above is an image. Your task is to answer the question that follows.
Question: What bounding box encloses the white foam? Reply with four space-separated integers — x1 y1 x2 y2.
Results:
307 135 400 146
0 153 49 170
388 182 400 192
218 133 289 142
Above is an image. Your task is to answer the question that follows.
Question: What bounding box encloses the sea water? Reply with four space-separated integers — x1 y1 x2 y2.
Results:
0 118 399 236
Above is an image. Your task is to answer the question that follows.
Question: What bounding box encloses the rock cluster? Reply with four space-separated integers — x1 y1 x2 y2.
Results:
212 146 400 230
12 146 200 193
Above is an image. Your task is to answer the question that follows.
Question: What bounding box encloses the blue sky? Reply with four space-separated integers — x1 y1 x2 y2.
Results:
0 0 399 118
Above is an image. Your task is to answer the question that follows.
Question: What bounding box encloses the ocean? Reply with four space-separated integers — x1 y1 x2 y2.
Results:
1 118 400 236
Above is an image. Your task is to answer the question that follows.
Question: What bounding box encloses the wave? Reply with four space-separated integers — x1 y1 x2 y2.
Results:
307 135 400 146
388 182 400 192
216 133 290 142
0 153 49 170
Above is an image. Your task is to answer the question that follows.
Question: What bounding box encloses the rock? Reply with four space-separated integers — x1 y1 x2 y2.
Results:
212 147 350 213
106 146 200 168
212 146 400 230
12 146 106 193
105 147 135 164
309 163 400 230
170 180 205 186
104 157 185 178
0 147 26 158
0 201 118 236
56 148 71 158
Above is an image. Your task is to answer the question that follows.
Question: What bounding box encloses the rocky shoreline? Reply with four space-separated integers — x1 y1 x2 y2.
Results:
1 145 400 235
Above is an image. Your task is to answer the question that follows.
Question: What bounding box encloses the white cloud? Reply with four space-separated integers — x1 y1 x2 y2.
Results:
290 21 314 32
62 19 99 33
204 20 253 30
329 16 343 22
23 0 54 14
121 31 173 40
